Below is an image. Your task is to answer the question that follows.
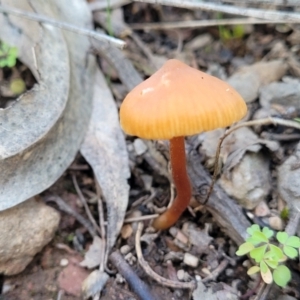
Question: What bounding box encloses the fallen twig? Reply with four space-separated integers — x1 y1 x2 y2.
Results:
135 222 196 290
0 4 125 48
110 250 157 300
95 180 107 274
134 0 300 23
202 259 228 283
72 174 101 236
129 18 287 30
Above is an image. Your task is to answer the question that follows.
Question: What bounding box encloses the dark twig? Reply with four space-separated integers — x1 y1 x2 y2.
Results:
110 251 157 300
45 195 97 237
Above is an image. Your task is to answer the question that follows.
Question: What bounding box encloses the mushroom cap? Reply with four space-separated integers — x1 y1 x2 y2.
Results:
120 59 247 140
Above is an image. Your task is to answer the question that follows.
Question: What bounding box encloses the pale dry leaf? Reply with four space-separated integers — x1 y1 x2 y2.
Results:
0 0 95 210
80 236 103 269
193 281 238 300
81 270 109 299
80 69 130 252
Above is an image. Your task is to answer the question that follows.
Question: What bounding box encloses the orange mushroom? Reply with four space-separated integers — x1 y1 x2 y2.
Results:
120 59 247 230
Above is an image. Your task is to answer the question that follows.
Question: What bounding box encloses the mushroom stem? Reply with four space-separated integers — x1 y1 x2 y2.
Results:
152 136 192 230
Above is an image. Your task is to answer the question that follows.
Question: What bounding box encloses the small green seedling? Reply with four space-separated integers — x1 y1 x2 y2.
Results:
0 41 18 68
217 12 245 41
236 224 300 287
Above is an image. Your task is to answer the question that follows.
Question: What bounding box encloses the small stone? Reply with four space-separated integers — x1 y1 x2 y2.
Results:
58 263 89 297
0 197 60 275
255 201 270 217
60 258 69 267
201 267 211 275
124 253 136 265
177 269 192 281
225 269 234 277
121 224 133 239
177 269 185 281
120 245 131 255
169 227 189 245
183 253 199 268
269 216 284 231
242 260 251 268
116 273 125 283
133 139 148 155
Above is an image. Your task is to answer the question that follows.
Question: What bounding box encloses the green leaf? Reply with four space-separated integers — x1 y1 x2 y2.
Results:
250 245 268 263
0 60 6 67
286 236 300 248
247 266 260 275
252 231 269 243
260 261 273 284
247 224 261 236
269 244 284 260
273 265 291 287
265 259 278 269
277 232 289 245
236 242 255 256
283 245 298 259
280 207 289 220
260 260 268 273
232 24 245 39
246 237 262 246
262 227 274 239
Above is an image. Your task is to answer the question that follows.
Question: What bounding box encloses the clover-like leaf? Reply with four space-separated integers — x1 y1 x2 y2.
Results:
276 232 289 245
260 261 273 284
247 266 260 275
283 245 298 259
269 244 284 260
262 227 274 239
246 237 262 246
265 259 278 269
236 242 255 256
247 224 261 236
286 236 300 248
273 265 291 287
250 245 268 263
252 231 269 243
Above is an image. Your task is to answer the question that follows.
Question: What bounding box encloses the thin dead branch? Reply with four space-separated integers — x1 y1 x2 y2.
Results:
130 18 286 30
72 174 102 236
135 222 196 290
134 0 300 23
0 4 125 48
